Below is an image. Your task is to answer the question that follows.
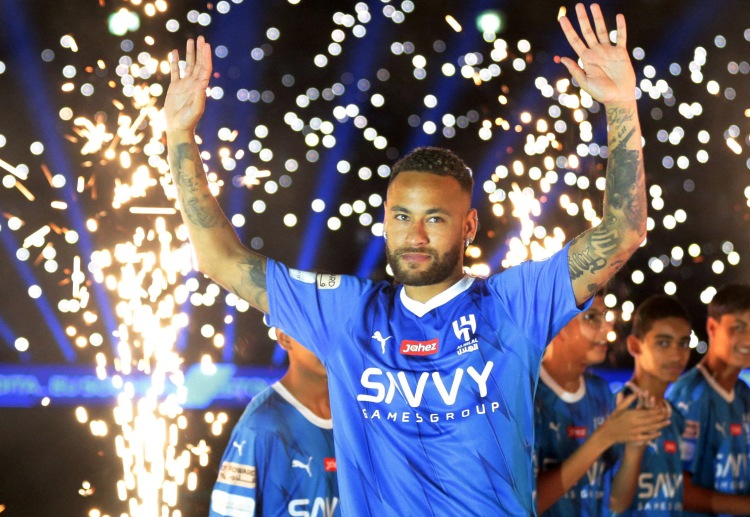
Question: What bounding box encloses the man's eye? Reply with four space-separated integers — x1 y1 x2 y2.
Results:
395 214 408 221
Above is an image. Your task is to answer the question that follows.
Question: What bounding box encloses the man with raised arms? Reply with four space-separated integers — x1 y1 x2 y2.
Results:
165 4 647 515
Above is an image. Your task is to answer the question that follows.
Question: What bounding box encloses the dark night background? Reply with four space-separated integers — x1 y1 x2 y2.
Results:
0 0 749 515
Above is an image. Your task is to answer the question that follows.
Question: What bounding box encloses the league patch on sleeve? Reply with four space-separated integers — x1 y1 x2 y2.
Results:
316 273 341 289
289 268 317 284
683 420 700 440
680 441 695 462
217 462 257 489
211 490 256 517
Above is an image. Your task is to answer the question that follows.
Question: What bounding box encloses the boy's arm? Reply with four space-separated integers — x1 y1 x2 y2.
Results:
683 472 750 514
537 394 667 514
608 443 646 513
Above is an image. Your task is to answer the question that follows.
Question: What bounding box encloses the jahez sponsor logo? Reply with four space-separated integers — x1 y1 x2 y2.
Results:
731 423 743 436
400 338 439 356
324 458 337 472
567 426 587 439
664 440 677 454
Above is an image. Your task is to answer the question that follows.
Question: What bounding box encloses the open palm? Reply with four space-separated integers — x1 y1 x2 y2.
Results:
559 3 636 104
164 36 213 132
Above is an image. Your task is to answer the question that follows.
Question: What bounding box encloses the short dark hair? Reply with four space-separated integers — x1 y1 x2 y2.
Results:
708 284 750 320
389 146 473 195
631 294 691 338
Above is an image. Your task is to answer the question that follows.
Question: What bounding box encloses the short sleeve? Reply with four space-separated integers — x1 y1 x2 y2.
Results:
264 259 373 359
488 242 590 350
670 391 705 474
210 425 261 517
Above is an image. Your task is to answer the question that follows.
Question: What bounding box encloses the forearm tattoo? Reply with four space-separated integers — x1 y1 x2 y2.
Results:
569 106 645 295
170 142 227 229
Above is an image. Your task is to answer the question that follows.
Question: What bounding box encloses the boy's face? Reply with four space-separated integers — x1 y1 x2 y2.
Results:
707 310 750 370
632 317 691 384
557 295 613 367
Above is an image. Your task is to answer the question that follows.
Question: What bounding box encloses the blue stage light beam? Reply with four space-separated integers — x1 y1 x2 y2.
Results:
295 8 390 272
0 221 76 362
0 0 118 348
0 312 32 363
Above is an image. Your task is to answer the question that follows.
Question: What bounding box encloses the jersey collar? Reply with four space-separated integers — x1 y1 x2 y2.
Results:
399 275 475 317
540 365 587 403
272 382 333 429
697 362 735 403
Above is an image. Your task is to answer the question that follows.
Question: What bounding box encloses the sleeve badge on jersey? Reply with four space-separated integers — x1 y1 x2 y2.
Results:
316 273 341 290
289 268 317 284
683 420 700 440
217 462 257 489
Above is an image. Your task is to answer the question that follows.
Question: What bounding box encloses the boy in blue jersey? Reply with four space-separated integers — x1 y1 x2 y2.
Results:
535 293 670 516
165 4 649 514
210 329 338 517
668 284 750 516
615 294 693 515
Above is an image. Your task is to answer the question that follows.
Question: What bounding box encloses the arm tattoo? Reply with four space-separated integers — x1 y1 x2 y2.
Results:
170 142 227 229
568 218 622 287
234 254 268 309
606 109 646 234
569 106 645 298
185 197 223 228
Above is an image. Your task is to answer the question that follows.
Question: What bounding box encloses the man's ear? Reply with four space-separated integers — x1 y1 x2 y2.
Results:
466 208 479 241
276 329 292 352
626 335 641 358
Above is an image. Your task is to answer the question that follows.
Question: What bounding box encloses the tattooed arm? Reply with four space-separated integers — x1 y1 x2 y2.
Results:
559 4 646 305
164 37 269 312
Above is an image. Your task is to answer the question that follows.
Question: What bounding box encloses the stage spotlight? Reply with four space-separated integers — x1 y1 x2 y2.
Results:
476 10 504 35
108 8 140 37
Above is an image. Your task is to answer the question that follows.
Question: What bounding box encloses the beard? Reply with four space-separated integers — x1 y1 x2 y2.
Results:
386 242 463 286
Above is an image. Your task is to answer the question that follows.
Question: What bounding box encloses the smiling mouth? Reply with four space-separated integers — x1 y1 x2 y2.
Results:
735 346 750 355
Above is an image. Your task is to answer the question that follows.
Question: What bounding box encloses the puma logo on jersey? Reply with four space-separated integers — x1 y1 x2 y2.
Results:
372 332 392 354
232 440 246 457
292 456 313 477
716 423 728 438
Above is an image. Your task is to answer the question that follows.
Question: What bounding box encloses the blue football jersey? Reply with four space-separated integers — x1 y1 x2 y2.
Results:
534 367 618 517
265 243 587 516
210 382 338 517
667 364 750 517
613 382 685 516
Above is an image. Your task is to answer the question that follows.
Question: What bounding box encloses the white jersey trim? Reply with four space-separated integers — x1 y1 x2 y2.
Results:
399 275 475 317
540 365 587 403
697 362 735 403
271 382 333 429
